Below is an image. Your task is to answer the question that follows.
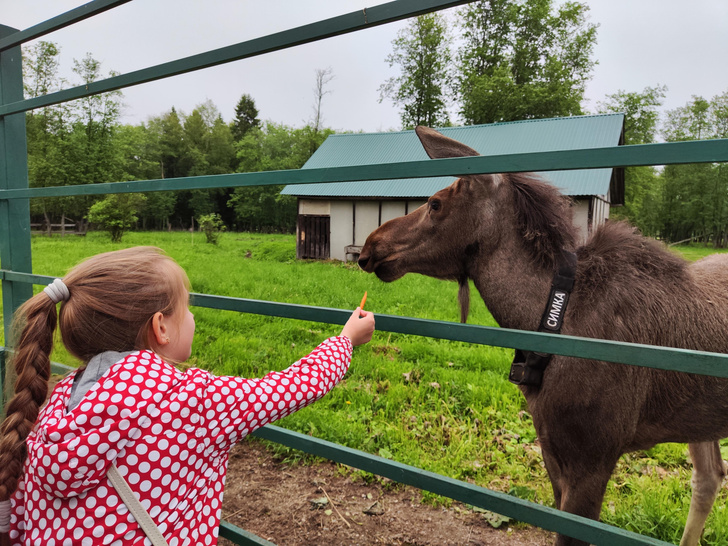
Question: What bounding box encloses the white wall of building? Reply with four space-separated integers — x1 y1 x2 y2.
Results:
381 202 406 224
354 202 380 248
591 196 610 232
329 201 353 261
572 200 590 244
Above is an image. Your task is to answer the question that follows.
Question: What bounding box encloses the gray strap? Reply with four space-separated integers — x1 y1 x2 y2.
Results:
107 464 169 546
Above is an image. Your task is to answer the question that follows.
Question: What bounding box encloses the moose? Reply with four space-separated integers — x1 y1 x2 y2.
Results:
358 126 728 546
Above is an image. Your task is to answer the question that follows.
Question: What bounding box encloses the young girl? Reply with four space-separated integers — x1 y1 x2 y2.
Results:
0 246 375 546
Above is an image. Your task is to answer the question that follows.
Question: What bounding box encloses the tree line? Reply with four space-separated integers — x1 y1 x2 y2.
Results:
20 1 728 245
597 87 728 245
23 42 334 238
381 0 728 246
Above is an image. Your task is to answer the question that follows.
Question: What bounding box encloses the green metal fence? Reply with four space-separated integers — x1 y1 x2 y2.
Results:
2 2 728 545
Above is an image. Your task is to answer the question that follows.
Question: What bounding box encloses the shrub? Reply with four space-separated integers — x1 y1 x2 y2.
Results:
87 193 146 242
198 213 226 244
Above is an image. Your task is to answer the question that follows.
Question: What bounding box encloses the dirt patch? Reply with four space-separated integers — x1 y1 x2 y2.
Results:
219 440 554 546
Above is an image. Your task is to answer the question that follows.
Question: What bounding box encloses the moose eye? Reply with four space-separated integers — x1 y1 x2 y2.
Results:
429 200 441 212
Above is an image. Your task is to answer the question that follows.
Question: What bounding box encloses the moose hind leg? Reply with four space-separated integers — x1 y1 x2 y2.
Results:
680 441 725 546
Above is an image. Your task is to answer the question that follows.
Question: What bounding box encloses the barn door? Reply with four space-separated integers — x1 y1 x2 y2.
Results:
297 215 330 259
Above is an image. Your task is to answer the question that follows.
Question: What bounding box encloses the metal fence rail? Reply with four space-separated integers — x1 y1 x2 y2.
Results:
1 2 727 545
1 139 727 201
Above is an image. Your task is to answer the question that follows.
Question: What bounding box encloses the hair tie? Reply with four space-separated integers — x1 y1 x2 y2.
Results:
0 498 11 532
43 278 70 304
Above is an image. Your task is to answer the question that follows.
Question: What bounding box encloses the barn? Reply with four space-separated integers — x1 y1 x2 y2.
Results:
281 114 625 261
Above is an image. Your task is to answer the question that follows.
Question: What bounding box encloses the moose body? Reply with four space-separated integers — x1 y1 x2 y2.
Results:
357 126 728 546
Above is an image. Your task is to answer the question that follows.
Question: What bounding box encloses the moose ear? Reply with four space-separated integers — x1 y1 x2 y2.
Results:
415 126 480 159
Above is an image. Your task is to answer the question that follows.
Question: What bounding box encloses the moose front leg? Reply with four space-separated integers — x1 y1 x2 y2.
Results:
538 431 619 546
541 447 564 510
553 461 617 546
680 441 725 546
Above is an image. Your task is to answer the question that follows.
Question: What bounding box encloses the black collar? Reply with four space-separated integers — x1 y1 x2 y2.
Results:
508 251 577 387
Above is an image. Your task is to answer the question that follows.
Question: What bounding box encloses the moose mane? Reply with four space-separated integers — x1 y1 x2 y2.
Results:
508 172 578 268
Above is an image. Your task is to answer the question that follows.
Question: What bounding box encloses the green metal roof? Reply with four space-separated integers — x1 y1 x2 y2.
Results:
281 114 625 199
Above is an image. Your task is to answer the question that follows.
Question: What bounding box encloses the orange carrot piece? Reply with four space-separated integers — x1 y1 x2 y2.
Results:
359 291 367 310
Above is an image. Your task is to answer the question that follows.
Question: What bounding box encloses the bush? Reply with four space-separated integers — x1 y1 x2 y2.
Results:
87 193 146 242
198 213 226 244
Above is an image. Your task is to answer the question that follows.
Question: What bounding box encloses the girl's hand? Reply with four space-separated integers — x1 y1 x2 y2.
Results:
340 308 375 347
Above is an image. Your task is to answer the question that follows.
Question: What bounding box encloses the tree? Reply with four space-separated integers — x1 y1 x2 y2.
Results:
379 13 452 129
598 86 666 146
147 108 187 180
181 102 237 221
23 41 69 234
596 85 666 235
663 96 712 142
68 53 125 231
660 92 728 245
228 122 332 232
456 0 597 124
311 67 334 133
87 193 147 242
23 44 125 234
231 93 260 141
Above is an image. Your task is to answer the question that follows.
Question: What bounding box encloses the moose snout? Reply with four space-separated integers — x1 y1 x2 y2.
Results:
357 247 372 272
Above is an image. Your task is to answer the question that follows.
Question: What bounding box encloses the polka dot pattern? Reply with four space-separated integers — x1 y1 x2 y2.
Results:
10 336 352 545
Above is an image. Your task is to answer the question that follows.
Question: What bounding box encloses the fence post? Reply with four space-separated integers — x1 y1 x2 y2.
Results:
0 25 33 397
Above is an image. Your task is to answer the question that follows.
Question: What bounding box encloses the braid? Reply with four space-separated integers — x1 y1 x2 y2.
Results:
0 294 56 502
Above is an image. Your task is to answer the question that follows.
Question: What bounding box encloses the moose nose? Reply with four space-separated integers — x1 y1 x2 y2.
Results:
357 250 371 271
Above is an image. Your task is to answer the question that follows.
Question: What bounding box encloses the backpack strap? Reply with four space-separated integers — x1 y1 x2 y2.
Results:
107 464 170 546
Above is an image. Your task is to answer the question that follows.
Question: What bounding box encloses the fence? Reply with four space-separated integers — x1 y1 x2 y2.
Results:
2 1 728 545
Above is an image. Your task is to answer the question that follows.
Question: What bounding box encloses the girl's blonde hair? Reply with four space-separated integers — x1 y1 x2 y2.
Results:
0 246 190 503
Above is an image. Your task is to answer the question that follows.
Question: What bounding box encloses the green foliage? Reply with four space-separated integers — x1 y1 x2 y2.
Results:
658 92 728 245
197 213 226 245
87 193 146 242
145 108 186 179
232 93 260 142
598 86 667 146
228 122 331 232
380 13 452 129
594 88 728 246
456 0 597 124
23 43 124 231
380 0 599 127
597 86 667 235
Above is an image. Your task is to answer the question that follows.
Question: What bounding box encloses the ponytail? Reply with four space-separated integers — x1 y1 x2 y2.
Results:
0 293 57 504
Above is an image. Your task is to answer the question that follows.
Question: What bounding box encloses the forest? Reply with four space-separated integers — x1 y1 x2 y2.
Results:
20 0 728 245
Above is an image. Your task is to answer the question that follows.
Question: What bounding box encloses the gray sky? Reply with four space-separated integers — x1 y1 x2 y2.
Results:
2 0 727 133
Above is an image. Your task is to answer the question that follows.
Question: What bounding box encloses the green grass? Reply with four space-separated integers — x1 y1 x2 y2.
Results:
668 242 728 262
3 233 728 544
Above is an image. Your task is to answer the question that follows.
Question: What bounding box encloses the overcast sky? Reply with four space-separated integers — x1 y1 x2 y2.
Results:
2 0 727 133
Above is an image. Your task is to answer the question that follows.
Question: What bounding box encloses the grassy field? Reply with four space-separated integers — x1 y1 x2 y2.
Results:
2 232 728 544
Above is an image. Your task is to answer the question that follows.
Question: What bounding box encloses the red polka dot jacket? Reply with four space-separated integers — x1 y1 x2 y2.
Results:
10 335 353 545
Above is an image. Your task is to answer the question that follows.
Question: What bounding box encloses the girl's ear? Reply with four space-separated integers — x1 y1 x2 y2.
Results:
150 312 171 347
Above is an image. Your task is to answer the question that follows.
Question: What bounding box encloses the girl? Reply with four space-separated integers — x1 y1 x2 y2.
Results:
0 246 375 546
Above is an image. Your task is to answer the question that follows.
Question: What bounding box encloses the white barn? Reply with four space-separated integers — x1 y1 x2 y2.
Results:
282 114 625 261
